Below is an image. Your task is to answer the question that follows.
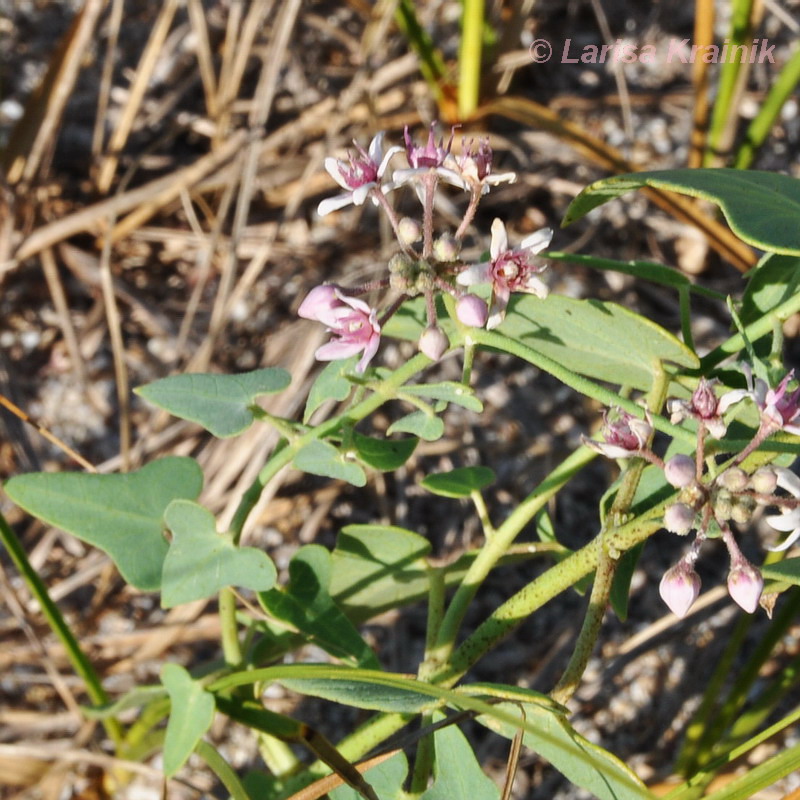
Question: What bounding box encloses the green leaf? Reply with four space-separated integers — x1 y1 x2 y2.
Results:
329 751 409 800
4 458 203 591
421 717 500 800
420 466 495 498
740 253 800 326
259 545 379 668
161 663 215 777
162 500 276 608
81 685 167 719
135 368 291 438
387 411 444 442
478 701 653 800
353 432 418 471
563 169 800 255
760 558 800 587
278 671 438 713
304 357 357 423
329 525 432 620
499 294 698 391
402 382 483 412
293 440 367 486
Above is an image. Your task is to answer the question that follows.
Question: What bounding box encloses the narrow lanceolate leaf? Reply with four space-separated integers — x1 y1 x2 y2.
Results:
4 457 203 591
401 382 483 412
421 466 495 498
760 557 800 587
161 500 276 608
135 368 291 437
293 439 367 486
500 294 698 390
329 751 409 800
563 169 800 255
161 663 215 777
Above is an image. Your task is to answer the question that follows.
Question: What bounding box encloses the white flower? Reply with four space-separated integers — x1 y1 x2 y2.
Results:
765 467 800 552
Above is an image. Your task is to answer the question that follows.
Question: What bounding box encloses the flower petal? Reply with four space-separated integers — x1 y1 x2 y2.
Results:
520 227 553 253
324 158 352 190
456 263 492 286
315 340 366 361
490 218 508 259
318 193 355 217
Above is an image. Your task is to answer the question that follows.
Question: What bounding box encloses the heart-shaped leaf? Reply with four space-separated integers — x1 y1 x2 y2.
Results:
420 466 495 498
499 294 698 390
293 440 367 486
135 368 291 438
4 458 203 591
161 663 215 777
387 411 444 442
161 499 276 607
353 433 418 471
563 169 800 255
741 253 800 326
259 545 379 668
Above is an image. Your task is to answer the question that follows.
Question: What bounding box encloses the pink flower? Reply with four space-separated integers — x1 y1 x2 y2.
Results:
666 378 727 438
392 123 467 191
581 407 653 459
718 366 800 436
453 136 516 195
317 132 401 216
456 218 552 329
298 286 381 373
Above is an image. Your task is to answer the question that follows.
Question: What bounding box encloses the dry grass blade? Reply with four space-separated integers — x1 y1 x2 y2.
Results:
2 0 107 185
284 750 401 800
186 0 219 120
688 0 715 167
95 0 181 193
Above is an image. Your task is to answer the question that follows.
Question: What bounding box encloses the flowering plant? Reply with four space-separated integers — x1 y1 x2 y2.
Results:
4 130 800 800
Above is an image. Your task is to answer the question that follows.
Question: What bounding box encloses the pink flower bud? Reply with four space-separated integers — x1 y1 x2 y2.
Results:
659 563 701 618
664 455 695 488
727 562 763 613
419 327 449 360
691 379 719 419
297 285 339 319
664 503 695 535
456 294 488 328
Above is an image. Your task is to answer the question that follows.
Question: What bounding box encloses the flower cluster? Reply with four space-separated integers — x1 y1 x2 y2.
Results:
299 123 553 371
587 373 800 618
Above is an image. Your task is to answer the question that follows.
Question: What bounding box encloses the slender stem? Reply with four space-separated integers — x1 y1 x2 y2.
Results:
455 189 481 241
427 445 597 669
0 511 123 744
230 352 432 541
219 587 243 667
422 172 437 259
371 187 414 254
470 489 495 536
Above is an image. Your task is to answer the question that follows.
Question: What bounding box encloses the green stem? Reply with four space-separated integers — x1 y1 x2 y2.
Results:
428 445 597 670
229 352 432 543
219 587 243 668
196 739 251 800
0 510 123 745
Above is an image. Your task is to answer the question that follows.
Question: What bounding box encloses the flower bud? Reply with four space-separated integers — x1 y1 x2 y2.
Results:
751 466 778 496
297 284 339 319
727 562 763 613
691 379 719 419
659 562 701 618
713 489 733 521
664 455 695 488
730 497 755 525
456 294 488 328
664 503 695 535
433 233 460 262
717 467 749 493
418 327 449 361
398 217 421 246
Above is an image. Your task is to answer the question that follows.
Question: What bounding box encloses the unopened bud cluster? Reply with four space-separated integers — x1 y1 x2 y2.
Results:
589 376 800 618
